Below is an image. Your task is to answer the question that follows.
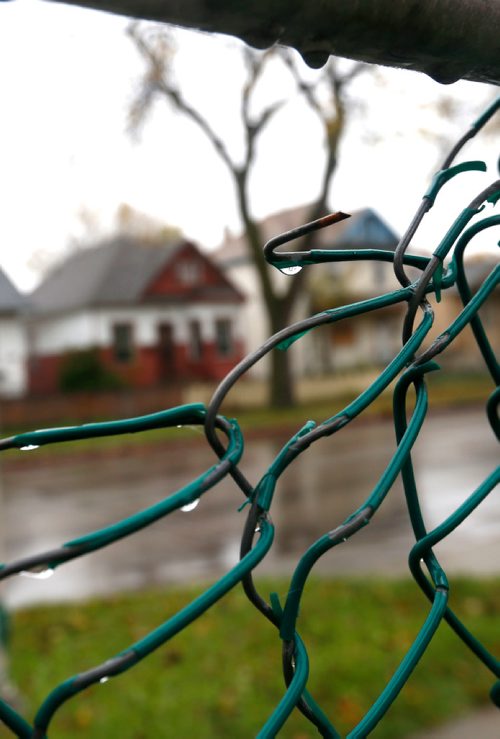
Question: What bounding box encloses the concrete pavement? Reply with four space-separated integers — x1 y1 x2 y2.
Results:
412 705 499 738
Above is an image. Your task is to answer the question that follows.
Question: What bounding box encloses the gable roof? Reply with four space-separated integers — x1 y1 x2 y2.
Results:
214 205 399 267
31 235 241 315
322 207 399 250
0 268 26 313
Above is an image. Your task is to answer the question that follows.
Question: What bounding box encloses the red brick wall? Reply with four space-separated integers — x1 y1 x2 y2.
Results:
28 355 63 395
202 340 245 380
29 347 166 393
100 346 160 388
27 339 245 395
174 340 244 381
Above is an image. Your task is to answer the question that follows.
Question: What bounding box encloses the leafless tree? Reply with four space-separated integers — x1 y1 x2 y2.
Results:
128 23 367 407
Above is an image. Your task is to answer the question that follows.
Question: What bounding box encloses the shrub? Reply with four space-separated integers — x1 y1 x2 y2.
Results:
59 348 124 393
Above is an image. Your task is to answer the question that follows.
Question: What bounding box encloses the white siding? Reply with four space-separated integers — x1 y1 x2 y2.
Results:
31 305 244 354
220 258 407 379
94 305 244 346
221 262 310 379
222 264 272 378
0 319 28 396
32 313 96 353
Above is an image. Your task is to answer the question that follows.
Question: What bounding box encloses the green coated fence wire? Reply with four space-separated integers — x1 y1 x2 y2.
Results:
0 92 499 737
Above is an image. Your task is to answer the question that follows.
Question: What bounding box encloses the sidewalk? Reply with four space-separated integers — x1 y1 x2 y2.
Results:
412 706 499 738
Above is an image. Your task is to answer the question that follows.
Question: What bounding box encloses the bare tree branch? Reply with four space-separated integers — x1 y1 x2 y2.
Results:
273 51 352 309
127 28 368 405
129 24 236 172
338 61 369 86
279 49 324 118
240 49 286 168
130 25 291 328
241 47 274 123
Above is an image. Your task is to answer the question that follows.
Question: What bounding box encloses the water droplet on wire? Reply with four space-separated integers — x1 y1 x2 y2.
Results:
99 676 110 684
181 499 200 513
20 567 54 580
20 444 39 451
280 265 302 276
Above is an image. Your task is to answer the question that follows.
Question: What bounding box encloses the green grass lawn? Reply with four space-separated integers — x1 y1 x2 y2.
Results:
9 577 499 737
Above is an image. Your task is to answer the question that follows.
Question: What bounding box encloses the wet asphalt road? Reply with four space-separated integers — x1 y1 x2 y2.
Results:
1 406 498 608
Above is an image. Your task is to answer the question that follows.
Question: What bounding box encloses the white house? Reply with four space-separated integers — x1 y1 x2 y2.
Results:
214 205 404 377
0 268 28 397
28 235 245 394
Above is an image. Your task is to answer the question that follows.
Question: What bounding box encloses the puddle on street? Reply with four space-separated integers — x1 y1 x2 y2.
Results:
1 406 498 608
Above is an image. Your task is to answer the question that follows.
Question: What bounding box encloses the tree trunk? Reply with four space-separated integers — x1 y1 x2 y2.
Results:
268 297 295 408
127 29 351 410
270 345 294 408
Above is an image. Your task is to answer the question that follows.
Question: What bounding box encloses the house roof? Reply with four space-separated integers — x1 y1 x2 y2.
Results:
31 235 240 315
0 268 26 313
214 205 399 267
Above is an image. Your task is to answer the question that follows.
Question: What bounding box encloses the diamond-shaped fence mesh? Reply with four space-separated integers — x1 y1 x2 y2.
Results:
0 89 498 737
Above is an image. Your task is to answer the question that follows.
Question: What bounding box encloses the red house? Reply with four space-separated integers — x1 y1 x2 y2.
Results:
28 236 245 394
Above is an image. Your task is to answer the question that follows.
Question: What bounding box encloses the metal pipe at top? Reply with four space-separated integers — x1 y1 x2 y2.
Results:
45 0 500 85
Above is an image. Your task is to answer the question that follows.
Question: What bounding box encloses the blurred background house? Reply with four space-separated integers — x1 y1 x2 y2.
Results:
27 235 245 395
429 253 500 370
214 204 406 378
0 206 497 413
0 268 28 398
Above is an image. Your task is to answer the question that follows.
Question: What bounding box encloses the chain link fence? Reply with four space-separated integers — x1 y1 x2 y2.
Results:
0 94 498 737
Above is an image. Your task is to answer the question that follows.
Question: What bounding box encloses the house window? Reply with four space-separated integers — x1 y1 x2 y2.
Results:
112 323 134 362
215 318 233 356
176 259 202 285
189 320 203 360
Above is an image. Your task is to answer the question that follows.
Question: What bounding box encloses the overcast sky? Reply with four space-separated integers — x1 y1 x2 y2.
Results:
0 0 498 291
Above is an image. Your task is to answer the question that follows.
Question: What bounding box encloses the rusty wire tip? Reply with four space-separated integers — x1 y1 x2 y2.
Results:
263 210 351 259
307 211 351 234
322 211 351 226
